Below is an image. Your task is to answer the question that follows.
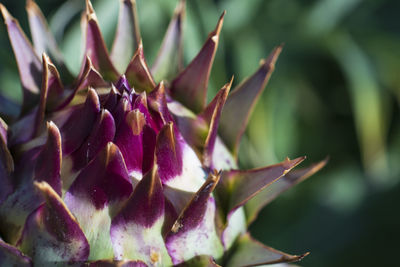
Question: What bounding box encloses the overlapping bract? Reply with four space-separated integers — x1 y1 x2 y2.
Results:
0 0 326 266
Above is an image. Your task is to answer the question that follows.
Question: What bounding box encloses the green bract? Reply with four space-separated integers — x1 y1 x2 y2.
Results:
0 0 326 266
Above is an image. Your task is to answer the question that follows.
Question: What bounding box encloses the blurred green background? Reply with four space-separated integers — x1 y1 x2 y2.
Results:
0 0 399 266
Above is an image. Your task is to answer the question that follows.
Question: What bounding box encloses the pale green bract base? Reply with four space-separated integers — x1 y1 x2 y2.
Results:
64 198 114 260
112 217 172 266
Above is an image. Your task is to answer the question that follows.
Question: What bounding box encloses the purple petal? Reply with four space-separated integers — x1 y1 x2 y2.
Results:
148 82 174 129
17 182 89 264
246 158 328 225
155 123 182 183
115 75 133 93
71 109 116 171
111 0 141 73
170 12 225 113
219 45 283 156
103 85 120 111
226 233 308 266
8 108 37 146
110 167 172 265
0 95 19 121
34 122 62 196
151 0 184 82
114 110 156 177
84 1 119 81
124 42 156 93
112 167 164 228
133 92 158 131
58 88 100 155
112 96 132 128
165 172 223 265
0 4 41 113
0 240 31 266
75 56 109 92
156 122 206 193
65 142 132 210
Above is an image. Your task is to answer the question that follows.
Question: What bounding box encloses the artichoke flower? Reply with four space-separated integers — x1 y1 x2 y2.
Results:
0 0 326 266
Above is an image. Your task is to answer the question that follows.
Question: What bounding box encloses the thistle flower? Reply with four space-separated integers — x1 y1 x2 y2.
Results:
0 0 326 266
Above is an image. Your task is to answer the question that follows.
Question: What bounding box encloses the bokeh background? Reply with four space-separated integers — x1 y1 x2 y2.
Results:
0 0 399 266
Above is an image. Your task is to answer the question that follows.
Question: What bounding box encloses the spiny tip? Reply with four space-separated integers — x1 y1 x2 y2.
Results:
26 0 39 12
0 4 13 23
214 10 226 36
86 0 96 20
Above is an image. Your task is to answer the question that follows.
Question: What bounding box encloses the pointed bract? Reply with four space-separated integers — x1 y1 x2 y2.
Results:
0 240 32 266
18 182 89 265
175 255 219 267
218 156 305 221
41 53 65 110
75 56 109 93
34 122 62 196
70 109 116 172
151 0 185 82
170 11 225 113
26 0 64 66
245 158 328 225
156 122 206 193
64 143 132 260
125 42 156 93
166 172 224 265
0 132 13 204
201 78 233 168
84 0 119 81
0 4 42 113
226 233 308 267
219 45 283 156
114 109 156 177
58 88 100 155
0 118 7 145
110 167 172 265
111 0 141 73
